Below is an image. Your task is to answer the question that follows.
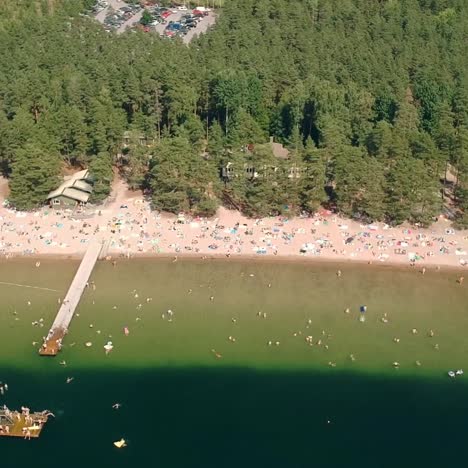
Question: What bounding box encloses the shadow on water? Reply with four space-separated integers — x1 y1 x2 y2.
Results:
2 367 468 467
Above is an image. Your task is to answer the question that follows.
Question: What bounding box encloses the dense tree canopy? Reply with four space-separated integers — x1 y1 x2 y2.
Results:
0 0 467 226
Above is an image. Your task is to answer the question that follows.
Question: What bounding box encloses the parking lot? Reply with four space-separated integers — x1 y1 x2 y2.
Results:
91 1 216 41
93 0 143 33
182 11 217 44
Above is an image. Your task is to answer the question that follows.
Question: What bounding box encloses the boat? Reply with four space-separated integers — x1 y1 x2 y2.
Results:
448 371 456 378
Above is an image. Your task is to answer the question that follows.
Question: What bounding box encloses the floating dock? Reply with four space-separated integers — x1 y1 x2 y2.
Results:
0 409 52 438
39 241 104 356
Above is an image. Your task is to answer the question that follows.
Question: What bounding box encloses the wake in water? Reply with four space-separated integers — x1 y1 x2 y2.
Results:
0 281 60 292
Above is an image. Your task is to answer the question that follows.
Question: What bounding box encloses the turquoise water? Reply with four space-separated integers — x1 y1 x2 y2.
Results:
1 259 468 466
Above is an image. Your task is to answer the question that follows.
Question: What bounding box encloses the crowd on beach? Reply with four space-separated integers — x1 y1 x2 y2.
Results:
0 178 467 269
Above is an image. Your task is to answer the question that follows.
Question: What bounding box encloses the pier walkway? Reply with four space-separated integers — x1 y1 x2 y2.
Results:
39 241 103 356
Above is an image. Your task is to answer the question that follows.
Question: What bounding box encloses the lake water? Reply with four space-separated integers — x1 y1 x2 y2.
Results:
1 258 468 467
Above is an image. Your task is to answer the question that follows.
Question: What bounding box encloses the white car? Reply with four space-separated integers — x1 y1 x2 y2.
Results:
177 6 188 10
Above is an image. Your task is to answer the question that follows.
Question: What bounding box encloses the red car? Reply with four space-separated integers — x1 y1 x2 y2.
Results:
161 11 171 18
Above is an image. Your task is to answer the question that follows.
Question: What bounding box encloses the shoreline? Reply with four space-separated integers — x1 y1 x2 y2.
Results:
1 250 466 273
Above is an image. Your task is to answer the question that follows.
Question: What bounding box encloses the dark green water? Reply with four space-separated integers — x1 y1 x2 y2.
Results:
1 259 468 467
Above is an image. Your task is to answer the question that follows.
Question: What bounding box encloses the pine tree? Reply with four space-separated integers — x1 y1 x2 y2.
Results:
89 152 113 202
299 138 327 213
9 144 61 210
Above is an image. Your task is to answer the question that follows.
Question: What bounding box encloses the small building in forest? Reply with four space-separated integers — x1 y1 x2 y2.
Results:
122 131 155 148
46 169 93 208
221 137 303 181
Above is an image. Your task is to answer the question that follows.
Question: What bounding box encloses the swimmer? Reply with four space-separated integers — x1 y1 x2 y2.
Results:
458 276 464 285
211 349 222 359
112 403 122 410
428 330 435 337
336 270 342 277
66 377 74 384
411 328 418 335
393 338 400 343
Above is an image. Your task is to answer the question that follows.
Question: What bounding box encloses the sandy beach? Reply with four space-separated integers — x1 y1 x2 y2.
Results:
0 176 467 270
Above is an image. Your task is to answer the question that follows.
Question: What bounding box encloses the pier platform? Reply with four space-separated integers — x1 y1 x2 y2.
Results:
0 409 52 439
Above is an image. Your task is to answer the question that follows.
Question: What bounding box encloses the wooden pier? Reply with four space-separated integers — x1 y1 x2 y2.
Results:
0 409 52 438
39 241 104 356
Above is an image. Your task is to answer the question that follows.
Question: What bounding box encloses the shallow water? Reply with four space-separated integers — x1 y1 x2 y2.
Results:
1 259 468 467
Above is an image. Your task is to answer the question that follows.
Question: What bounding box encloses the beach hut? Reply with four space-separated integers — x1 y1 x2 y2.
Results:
46 170 93 208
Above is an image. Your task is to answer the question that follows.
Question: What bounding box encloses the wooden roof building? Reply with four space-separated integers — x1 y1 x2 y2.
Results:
46 169 93 207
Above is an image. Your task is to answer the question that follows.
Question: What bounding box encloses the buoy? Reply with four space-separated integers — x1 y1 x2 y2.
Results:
114 439 127 448
448 371 456 378
85 342 92 347
104 341 114 354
